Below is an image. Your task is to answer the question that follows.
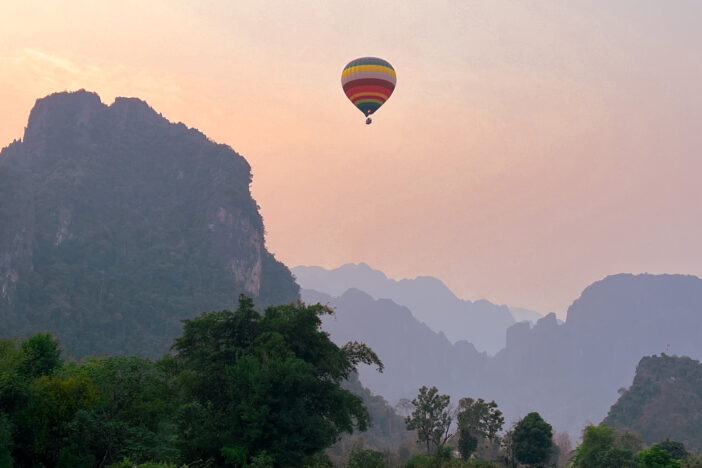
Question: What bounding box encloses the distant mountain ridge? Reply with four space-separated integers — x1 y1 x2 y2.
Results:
293 263 532 354
0 90 299 358
304 273 702 438
478 273 702 436
303 287 488 405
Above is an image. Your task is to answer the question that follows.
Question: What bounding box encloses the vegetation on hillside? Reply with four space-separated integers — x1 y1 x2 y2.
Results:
604 354 702 452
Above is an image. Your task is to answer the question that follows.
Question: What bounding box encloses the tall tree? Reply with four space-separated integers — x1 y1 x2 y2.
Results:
457 397 504 459
572 424 639 468
18 333 61 379
458 426 478 460
457 398 504 441
657 440 688 460
172 295 383 466
512 412 553 468
404 386 452 455
638 445 681 468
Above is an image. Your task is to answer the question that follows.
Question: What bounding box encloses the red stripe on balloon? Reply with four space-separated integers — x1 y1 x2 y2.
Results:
342 78 395 93
344 84 393 99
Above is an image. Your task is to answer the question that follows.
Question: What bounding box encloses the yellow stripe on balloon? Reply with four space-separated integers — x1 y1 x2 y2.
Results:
341 64 396 79
348 91 389 101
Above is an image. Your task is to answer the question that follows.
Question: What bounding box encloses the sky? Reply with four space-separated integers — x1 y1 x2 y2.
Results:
1 1 701 317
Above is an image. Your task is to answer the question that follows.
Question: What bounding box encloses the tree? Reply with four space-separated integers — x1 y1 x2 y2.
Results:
657 439 688 460
456 397 504 460
458 426 478 460
404 386 452 455
512 412 553 468
571 424 639 468
638 445 681 468
58 356 180 466
18 333 62 378
17 373 98 467
457 398 504 441
171 295 383 466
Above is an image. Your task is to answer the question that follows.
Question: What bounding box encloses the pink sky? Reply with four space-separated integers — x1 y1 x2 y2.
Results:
1 1 701 317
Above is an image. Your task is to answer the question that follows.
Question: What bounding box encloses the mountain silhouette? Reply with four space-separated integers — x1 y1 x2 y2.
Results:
305 273 702 437
302 287 488 405
294 263 519 354
0 90 298 358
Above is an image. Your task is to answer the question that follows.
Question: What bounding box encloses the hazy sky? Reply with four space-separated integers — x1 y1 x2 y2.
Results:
1 1 701 317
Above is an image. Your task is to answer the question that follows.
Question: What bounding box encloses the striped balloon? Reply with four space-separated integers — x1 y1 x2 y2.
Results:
341 57 396 118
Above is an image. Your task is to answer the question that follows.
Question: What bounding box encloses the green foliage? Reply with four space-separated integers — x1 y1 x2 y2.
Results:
572 424 639 468
172 296 382 466
657 440 689 460
0 297 381 466
15 373 97 466
18 333 62 378
512 412 553 468
405 386 453 455
638 445 681 468
458 427 478 460
457 398 504 441
221 445 248 467
348 448 387 468
456 397 504 461
56 356 180 466
605 354 702 452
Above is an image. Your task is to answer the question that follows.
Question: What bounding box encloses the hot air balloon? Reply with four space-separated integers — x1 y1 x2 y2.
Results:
341 57 396 125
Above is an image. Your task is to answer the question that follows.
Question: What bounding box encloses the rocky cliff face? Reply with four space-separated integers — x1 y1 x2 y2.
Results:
0 90 298 358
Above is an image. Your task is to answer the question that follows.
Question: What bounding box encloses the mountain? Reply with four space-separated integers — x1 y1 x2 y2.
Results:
302 288 488 405
604 354 702 452
0 90 299 358
483 273 702 436
304 274 702 438
293 263 516 354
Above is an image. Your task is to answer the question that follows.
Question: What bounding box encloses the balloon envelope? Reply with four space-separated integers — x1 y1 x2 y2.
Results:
341 57 396 117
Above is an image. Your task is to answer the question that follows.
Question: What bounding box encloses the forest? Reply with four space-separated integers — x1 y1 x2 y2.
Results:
0 295 700 468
